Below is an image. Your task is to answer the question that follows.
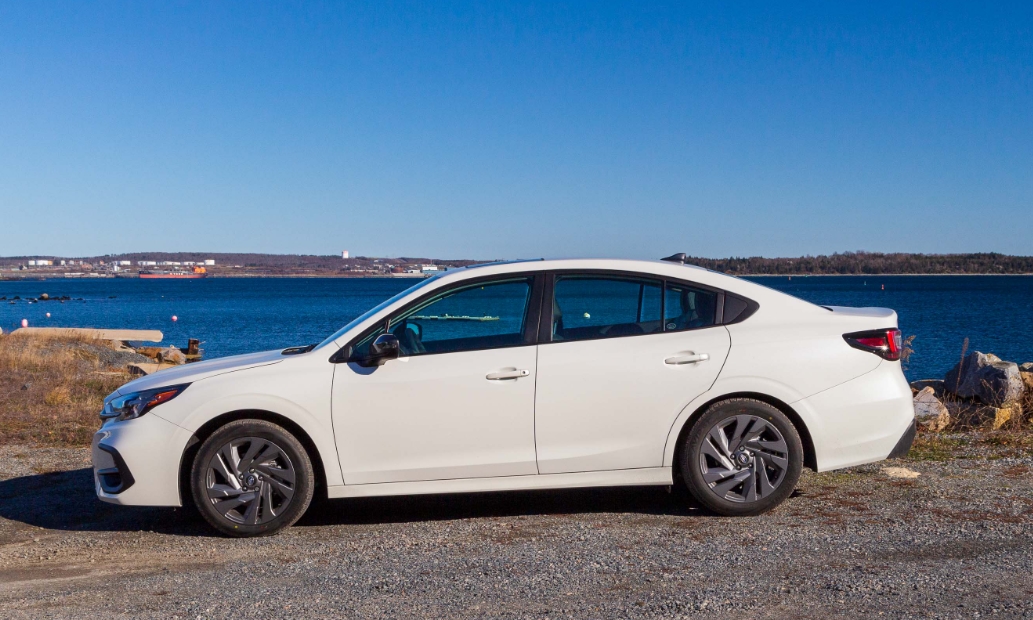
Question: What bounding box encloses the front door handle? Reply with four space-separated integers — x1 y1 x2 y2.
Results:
486 369 530 380
665 352 710 365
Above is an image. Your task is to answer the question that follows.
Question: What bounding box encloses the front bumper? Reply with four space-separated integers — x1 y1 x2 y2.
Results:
92 412 194 507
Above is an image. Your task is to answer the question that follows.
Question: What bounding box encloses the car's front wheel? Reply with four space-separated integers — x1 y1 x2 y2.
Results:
680 398 803 516
190 419 314 537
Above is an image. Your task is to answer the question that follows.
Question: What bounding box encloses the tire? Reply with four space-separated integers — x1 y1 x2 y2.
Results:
680 398 803 516
190 419 315 537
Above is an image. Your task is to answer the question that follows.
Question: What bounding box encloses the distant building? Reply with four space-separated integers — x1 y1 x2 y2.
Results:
28 260 36 266
138 261 157 266
342 250 350 259
118 260 131 266
421 265 440 273
204 259 216 266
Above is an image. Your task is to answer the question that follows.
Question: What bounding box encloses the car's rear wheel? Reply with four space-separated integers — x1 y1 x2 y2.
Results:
190 419 314 537
680 398 803 516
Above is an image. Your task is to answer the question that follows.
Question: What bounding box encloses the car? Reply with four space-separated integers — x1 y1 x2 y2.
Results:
92 256 916 537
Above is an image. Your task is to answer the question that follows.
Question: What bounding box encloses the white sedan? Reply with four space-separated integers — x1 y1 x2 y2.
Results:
93 257 916 537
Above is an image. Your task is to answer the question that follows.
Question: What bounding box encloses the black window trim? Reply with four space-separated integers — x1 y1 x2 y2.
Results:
538 269 748 345
331 272 546 363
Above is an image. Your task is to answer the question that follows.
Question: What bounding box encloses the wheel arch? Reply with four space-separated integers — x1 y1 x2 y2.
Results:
668 392 817 483
177 409 330 507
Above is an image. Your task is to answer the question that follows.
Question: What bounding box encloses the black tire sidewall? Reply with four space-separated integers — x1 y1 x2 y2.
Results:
190 419 314 537
681 399 803 516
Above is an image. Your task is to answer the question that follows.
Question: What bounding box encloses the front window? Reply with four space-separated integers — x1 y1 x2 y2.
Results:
315 277 438 350
349 277 534 360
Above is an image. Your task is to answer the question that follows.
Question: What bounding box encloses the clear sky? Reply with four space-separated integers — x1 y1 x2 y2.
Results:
1 2 1030 260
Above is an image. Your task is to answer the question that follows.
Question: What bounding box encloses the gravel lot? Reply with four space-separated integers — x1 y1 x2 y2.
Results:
0 443 1031 619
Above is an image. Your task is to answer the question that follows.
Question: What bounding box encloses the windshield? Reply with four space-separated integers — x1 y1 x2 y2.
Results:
314 277 439 350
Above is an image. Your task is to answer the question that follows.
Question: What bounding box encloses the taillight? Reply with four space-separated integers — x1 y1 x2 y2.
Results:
843 328 902 361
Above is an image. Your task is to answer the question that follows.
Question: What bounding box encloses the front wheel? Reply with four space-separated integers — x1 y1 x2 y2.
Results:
190 419 314 537
680 398 803 516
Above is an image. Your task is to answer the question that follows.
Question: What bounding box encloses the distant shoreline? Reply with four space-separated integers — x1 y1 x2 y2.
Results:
3 272 1033 282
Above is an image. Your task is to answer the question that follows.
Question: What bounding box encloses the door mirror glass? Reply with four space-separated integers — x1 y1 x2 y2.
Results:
367 333 400 365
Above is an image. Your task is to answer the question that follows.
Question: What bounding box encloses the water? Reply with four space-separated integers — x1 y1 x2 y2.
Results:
2 275 1031 381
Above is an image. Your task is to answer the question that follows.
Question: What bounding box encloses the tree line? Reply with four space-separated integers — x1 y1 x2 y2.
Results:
684 252 1033 275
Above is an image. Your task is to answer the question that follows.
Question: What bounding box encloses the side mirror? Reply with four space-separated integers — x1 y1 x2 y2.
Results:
367 333 400 366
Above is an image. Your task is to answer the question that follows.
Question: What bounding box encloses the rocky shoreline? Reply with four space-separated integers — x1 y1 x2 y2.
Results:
912 349 1033 432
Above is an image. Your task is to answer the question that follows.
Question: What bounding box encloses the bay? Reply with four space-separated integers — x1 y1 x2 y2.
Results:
2 275 1031 381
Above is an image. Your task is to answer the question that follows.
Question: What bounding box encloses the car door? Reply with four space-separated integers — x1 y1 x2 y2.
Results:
534 273 731 474
331 274 543 485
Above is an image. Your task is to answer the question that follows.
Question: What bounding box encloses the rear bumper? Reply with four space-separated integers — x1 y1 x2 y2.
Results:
887 419 917 459
794 361 916 472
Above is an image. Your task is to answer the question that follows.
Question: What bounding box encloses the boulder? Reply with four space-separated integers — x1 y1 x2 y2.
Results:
944 351 1025 406
156 347 187 365
1022 362 1033 372
913 387 950 431
910 379 945 396
991 403 1022 430
1022 372 1033 392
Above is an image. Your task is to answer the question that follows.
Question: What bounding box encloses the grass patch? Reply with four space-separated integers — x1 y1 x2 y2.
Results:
909 434 970 461
0 333 131 446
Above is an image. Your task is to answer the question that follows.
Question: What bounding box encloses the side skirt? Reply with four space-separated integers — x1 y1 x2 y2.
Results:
325 467 673 499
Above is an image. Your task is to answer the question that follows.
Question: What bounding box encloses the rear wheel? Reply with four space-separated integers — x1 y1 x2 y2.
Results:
680 398 803 516
190 419 314 537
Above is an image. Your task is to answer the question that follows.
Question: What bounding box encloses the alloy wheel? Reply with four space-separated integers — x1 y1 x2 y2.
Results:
204 437 297 525
698 415 790 503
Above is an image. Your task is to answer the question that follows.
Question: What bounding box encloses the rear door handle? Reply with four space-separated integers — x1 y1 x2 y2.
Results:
486 369 530 380
665 353 710 365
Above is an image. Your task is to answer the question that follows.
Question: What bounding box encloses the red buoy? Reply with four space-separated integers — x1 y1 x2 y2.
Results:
21 319 28 328
172 315 178 322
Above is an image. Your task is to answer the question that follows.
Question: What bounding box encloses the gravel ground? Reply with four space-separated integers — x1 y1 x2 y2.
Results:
0 444 1031 619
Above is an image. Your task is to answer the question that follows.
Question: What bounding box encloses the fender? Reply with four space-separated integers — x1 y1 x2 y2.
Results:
153 375 344 487
660 376 823 468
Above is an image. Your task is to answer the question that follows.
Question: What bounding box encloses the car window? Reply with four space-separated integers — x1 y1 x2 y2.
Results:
349 277 533 360
552 276 662 342
664 282 718 331
315 276 438 350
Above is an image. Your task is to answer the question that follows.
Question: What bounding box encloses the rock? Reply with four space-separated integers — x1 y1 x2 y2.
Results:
991 403 1022 430
944 351 1025 405
1022 362 1033 372
1022 371 1033 392
39 293 49 300
157 347 187 365
913 387 950 431
910 379 945 396
882 466 920 479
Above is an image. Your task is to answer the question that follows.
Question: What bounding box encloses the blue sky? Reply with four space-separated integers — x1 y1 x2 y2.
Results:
1 2 1030 259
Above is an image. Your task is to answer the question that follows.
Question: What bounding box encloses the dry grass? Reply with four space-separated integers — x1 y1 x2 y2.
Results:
0 333 131 446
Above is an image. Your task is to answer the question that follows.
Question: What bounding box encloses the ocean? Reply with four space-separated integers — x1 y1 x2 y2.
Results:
2 275 1031 381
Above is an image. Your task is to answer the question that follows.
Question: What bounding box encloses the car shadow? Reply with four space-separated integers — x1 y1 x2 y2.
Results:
298 485 704 528
0 468 213 537
0 468 705 536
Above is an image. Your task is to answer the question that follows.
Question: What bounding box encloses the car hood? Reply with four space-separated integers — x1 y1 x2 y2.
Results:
114 349 286 395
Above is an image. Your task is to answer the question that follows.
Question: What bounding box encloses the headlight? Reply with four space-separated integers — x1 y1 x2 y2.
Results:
100 384 190 422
